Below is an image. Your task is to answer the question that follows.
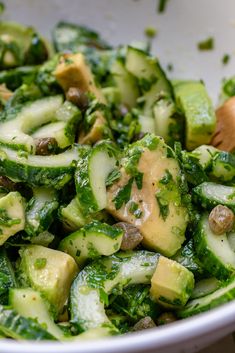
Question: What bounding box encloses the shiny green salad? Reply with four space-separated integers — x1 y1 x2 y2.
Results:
0 19 234 341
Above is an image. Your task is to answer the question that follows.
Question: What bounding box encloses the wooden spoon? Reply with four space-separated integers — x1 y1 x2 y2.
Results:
211 96 235 152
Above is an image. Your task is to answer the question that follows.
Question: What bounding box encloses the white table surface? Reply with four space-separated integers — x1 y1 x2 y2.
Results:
199 334 235 353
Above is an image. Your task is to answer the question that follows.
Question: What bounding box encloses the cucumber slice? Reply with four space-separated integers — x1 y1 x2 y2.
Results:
0 145 78 189
194 213 235 278
178 276 235 318
111 59 139 108
0 95 63 153
193 182 235 212
125 46 171 95
70 251 159 334
125 47 172 116
59 220 123 267
0 248 16 305
25 187 59 237
75 141 118 214
32 101 81 149
191 278 221 299
153 96 183 146
138 115 155 133
192 145 218 170
172 240 205 278
9 288 64 340
0 305 56 340
212 152 235 184
173 80 216 150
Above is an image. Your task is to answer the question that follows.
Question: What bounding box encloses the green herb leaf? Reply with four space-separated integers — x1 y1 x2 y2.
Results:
113 178 134 210
197 37 214 51
222 54 230 65
34 258 47 270
0 2 5 14
106 168 121 187
158 0 169 13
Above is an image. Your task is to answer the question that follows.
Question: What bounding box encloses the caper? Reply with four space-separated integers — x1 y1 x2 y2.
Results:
132 316 156 331
0 175 16 191
66 87 89 112
114 222 143 251
157 312 177 326
209 205 234 235
35 137 58 156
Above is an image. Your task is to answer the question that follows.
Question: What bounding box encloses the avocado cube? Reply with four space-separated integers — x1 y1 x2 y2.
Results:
19 245 78 316
150 256 194 308
54 53 105 103
0 191 25 245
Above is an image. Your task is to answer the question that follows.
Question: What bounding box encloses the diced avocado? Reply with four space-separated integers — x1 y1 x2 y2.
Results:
173 80 216 150
9 288 64 340
54 53 105 103
0 191 25 245
106 134 188 257
59 220 123 267
19 245 78 316
78 111 108 145
150 256 194 308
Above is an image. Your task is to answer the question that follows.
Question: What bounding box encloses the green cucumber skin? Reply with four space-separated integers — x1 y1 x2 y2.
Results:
0 305 56 340
178 277 235 318
0 248 17 305
0 160 73 189
194 215 234 279
0 147 78 189
193 182 235 212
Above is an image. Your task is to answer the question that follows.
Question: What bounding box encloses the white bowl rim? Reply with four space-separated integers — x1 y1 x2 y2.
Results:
0 299 234 353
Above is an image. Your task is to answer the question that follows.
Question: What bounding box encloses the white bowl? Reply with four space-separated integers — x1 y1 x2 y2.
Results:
2 0 235 352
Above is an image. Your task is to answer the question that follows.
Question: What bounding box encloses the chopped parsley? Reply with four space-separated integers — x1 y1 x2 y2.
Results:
0 2 5 14
144 27 157 39
113 178 134 210
197 37 214 51
106 168 121 187
34 258 47 270
155 170 181 221
0 208 21 227
157 0 169 13
129 201 143 219
155 194 169 221
222 54 230 65
135 172 143 190
167 63 174 72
